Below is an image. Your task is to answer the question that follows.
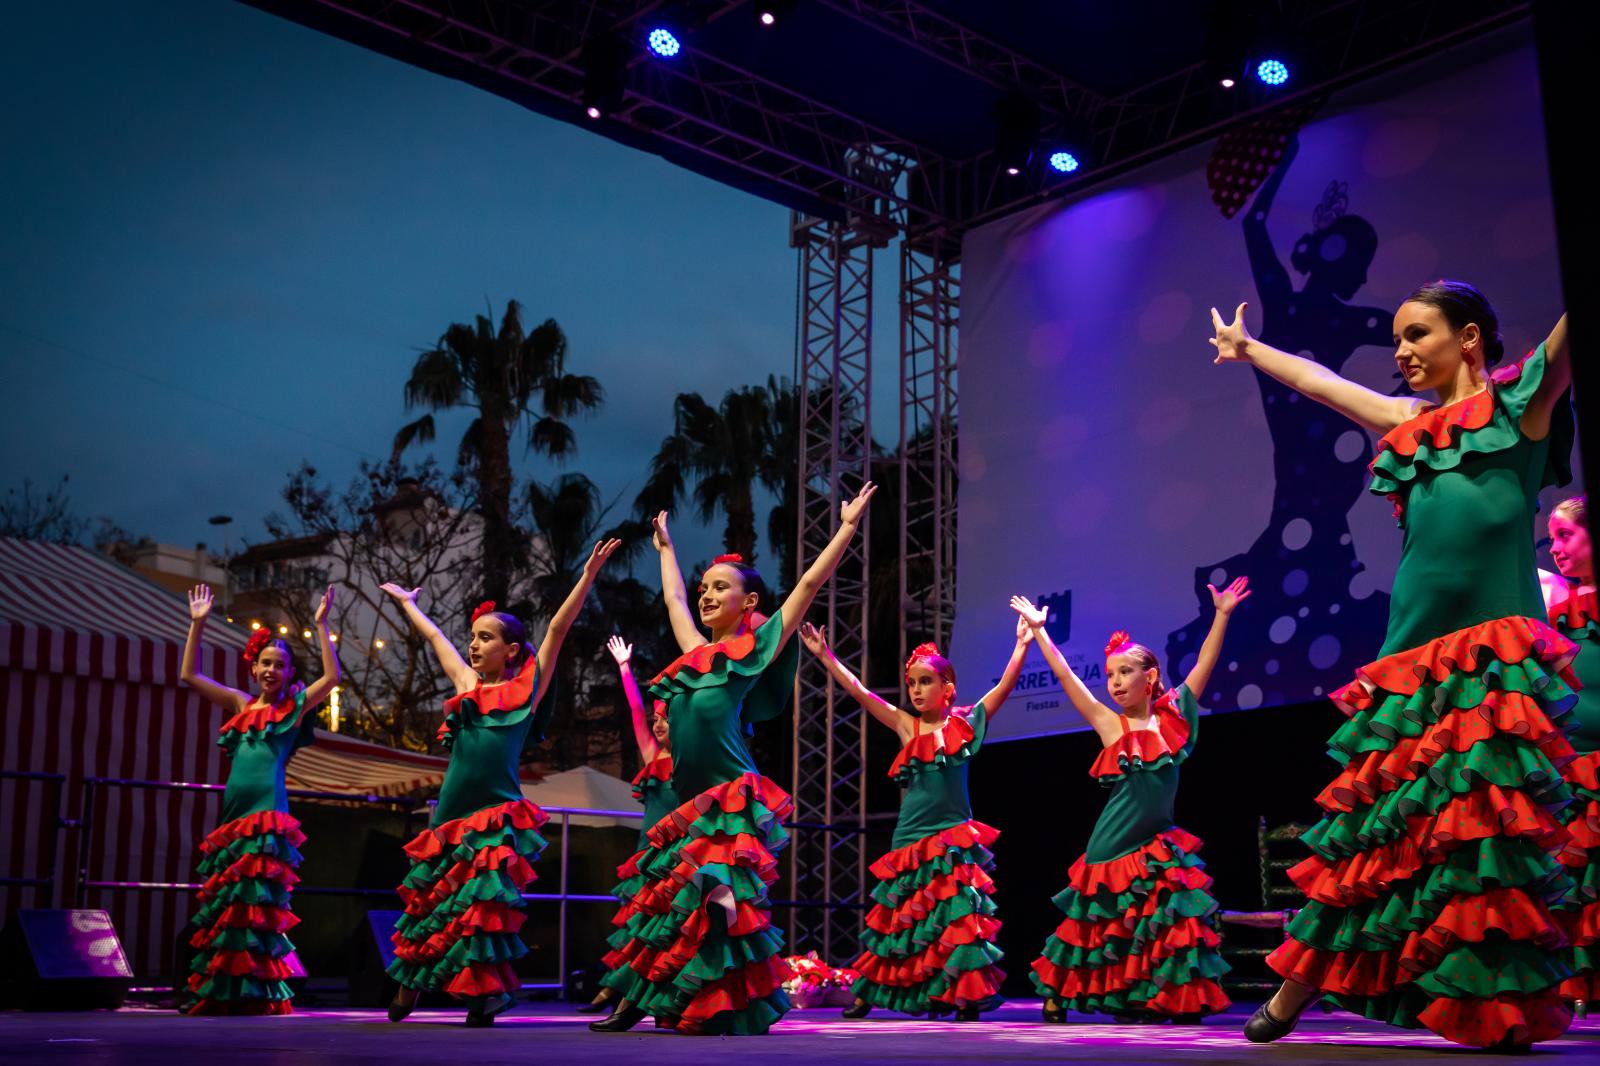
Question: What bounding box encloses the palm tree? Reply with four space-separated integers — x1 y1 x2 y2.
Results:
635 376 796 567
393 300 602 603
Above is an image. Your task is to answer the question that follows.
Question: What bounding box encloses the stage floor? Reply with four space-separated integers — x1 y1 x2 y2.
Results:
2 1001 1596 1064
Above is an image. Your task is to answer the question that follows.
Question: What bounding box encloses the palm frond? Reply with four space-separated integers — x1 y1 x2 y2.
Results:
391 414 436 458
529 416 577 458
403 349 464 411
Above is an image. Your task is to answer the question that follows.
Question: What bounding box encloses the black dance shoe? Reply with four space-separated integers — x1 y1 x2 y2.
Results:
464 992 516 1028
953 1005 981 1022
387 990 417 1023
840 1000 871 1019
576 993 616 1015
1243 998 1311 1043
1041 1000 1067 1024
589 1004 647 1032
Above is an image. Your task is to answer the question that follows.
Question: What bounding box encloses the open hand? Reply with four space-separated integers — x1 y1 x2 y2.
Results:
1208 576 1252 615
651 511 674 553
841 482 878 526
1016 614 1036 645
584 538 623 578
1010 595 1048 628
379 583 420 604
797 621 830 656
313 584 335 626
188 585 213 622
606 635 632 665
1210 302 1255 365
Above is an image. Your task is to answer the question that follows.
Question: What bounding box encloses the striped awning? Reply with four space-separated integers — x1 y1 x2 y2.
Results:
287 729 449 798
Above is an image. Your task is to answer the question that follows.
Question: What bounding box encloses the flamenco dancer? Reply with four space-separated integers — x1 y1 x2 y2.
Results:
1212 286 1578 1050
797 616 1033 1021
1544 495 1600 1011
178 583 340 1015
383 539 620 1027
578 634 679 1016
1017 579 1249 1023
592 486 875 1036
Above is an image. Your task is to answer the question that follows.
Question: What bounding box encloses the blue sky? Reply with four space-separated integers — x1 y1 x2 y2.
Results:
0 0 899 574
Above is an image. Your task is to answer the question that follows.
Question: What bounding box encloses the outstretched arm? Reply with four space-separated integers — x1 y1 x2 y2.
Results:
798 622 907 738
1181 577 1251 698
652 512 708 653
975 616 1036 720
179 586 250 713
1011 596 1122 745
379 583 478 694
778 483 878 644
1243 136 1295 299
298 585 342 713
1523 312 1571 441
608 635 659 762
533 539 621 705
1211 303 1421 433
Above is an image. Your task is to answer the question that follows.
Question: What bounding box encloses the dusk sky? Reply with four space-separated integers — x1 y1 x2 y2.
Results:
0 0 900 575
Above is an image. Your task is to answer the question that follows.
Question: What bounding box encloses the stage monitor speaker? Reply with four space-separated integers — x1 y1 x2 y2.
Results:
0 909 133 1010
346 909 402 1008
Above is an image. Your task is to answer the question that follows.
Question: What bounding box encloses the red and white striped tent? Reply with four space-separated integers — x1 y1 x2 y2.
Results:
287 729 447 797
0 536 253 977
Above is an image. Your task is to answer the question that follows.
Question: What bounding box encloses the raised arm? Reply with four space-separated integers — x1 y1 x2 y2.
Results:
298 585 342 713
1181 577 1251 698
652 512 708 653
608 635 658 761
1523 312 1571 441
379 583 478 694
180 585 250 713
975 615 1036 720
1011 596 1123 745
1212 303 1421 433
798 622 906 738
532 539 621 705
1242 136 1295 299
778 483 878 644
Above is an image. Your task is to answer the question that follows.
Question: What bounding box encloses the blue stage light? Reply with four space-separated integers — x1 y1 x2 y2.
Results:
1256 59 1289 86
647 28 681 58
1048 151 1080 174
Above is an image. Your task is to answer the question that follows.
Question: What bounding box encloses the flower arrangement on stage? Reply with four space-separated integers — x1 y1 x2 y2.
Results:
782 952 860 1009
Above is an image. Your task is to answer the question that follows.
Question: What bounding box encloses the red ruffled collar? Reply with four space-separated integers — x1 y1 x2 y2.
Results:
650 629 758 686
1551 589 1599 632
887 709 977 779
219 694 298 738
633 755 673 788
443 654 539 717
1374 356 1526 462
1088 690 1190 780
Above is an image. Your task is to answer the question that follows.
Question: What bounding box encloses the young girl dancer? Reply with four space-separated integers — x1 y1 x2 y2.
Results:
1544 496 1599 1010
579 634 679 1015
592 486 875 1036
178 583 339 1015
1211 287 1577 1049
797 616 1032 1021
1016 579 1248 1023
382 539 620 1027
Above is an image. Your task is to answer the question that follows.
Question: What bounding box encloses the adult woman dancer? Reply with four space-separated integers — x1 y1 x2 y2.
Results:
579 634 679 1015
797 618 1030 1021
178 583 339 1015
1544 495 1599 1011
1016 579 1249 1023
592 485 875 1036
382 539 619 1027
1212 286 1577 1049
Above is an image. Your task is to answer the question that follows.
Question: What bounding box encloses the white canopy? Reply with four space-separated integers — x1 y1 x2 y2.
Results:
520 765 646 829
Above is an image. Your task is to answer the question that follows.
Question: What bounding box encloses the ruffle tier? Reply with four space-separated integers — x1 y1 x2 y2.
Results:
1030 827 1229 1017
1555 749 1600 1001
848 820 1004 1014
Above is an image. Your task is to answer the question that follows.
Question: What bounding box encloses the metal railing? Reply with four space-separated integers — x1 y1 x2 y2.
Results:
0 770 68 905
64 775 874 992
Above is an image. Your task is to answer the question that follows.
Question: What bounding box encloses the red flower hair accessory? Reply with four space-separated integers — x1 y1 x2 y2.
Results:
904 641 943 676
1105 630 1134 656
470 600 497 624
712 553 745 566
242 627 275 665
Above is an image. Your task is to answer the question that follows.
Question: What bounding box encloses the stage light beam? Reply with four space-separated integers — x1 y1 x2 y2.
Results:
1256 59 1289 86
1048 151 1080 174
647 28 681 57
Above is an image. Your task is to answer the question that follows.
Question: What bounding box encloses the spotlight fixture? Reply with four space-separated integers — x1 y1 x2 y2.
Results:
1047 151 1080 174
1220 77 1237 89
646 27 681 58
1255 58 1289 85
755 1 797 26
992 92 1040 178
581 33 629 119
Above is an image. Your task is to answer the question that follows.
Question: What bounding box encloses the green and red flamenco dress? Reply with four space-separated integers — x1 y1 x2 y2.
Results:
386 656 552 1011
849 705 1005 1015
611 614 799 1035
1550 588 1600 1004
185 689 316 1015
597 753 679 1001
1266 343 1580 1047
1031 684 1230 1018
